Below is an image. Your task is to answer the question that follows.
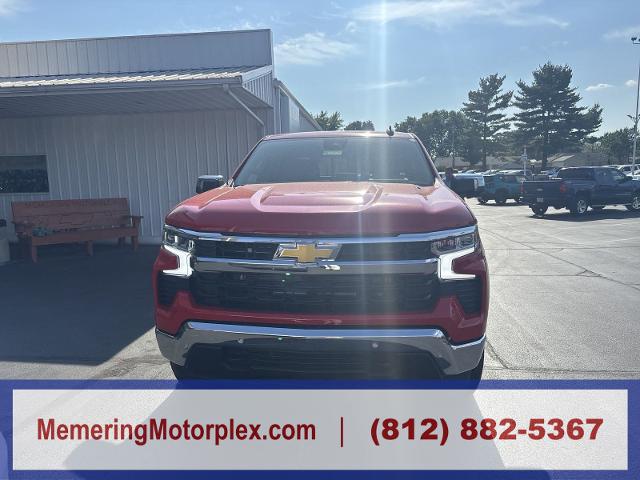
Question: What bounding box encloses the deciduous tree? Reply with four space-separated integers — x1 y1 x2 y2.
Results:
600 128 633 163
395 110 482 165
344 120 375 131
314 111 344 131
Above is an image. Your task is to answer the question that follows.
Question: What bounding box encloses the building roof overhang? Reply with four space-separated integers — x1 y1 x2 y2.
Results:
0 65 273 117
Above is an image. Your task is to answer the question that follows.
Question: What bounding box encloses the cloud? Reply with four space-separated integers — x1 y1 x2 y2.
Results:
344 21 358 33
0 0 25 16
359 76 426 90
230 20 267 30
626 79 638 87
603 25 640 40
275 32 357 66
352 0 568 29
585 83 613 92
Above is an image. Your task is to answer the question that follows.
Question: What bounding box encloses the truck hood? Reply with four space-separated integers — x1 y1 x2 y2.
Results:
165 181 476 236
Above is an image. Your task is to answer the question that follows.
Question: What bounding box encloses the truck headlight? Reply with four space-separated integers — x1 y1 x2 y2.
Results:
433 227 478 280
431 229 477 256
162 227 194 252
162 226 194 277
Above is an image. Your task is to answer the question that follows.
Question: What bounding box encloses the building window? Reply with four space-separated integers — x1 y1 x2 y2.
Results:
0 155 49 193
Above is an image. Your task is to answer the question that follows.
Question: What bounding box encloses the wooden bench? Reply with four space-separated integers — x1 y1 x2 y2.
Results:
11 198 142 262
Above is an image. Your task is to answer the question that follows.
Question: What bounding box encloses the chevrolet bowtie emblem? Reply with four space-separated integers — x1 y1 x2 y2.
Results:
275 242 339 263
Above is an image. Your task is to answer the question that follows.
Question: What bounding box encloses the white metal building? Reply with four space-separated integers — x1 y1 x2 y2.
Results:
0 29 320 243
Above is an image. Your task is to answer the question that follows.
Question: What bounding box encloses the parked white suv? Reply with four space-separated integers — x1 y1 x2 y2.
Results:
618 165 640 177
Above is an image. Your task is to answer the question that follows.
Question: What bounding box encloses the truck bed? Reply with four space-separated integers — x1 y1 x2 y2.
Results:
522 179 565 206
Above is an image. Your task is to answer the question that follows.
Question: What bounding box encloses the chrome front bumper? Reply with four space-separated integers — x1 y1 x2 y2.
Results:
156 322 485 376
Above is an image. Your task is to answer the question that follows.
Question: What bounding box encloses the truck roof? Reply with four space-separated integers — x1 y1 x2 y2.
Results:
561 166 606 170
263 131 415 140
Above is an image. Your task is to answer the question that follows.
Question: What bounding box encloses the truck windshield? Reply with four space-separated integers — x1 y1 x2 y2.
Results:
233 136 435 187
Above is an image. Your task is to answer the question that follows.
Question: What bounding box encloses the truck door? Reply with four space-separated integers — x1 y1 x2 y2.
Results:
610 169 633 204
592 169 614 205
503 175 518 196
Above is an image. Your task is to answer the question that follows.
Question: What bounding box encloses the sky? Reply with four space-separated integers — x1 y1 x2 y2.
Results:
0 0 639 134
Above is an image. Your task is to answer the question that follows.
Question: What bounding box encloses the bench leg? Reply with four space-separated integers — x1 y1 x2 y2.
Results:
118 237 125 247
21 239 30 259
86 241 94 256
131 235 139 251
30 245 38 263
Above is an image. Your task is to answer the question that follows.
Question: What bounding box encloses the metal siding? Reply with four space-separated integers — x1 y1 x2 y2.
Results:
243 72 273 106
5 44 18 76
278 93 290 132
298 114 317 132
0 108 266 243
0 30 273 77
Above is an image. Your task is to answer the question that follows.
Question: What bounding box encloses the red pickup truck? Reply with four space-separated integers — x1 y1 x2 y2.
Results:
153 131 489 380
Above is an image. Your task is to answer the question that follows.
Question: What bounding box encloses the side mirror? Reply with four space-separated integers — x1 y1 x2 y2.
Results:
196 175 225 193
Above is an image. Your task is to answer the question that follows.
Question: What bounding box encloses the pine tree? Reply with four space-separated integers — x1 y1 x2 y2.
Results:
463 74 513 170
513 63 602 170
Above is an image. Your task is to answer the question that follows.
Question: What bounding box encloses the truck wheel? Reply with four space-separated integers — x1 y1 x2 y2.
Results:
494 191 507 205
514 197 523 204
478 196 488 205
531 205 548 216
591 206 605 211
626 194 640 212
570 196 589 216
170 362 198 380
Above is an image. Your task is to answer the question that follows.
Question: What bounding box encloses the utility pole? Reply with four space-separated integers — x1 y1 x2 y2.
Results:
521 146 528 176
631 36 640 175
450 120 456 170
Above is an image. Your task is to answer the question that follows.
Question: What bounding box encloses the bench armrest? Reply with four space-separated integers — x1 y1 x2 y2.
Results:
122 215 143 227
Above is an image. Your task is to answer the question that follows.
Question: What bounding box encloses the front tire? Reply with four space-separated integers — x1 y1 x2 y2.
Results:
478 196 488 205
494 191 507 205
626 194 640 212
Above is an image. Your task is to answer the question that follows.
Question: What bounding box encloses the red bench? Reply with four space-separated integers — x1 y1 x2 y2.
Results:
11 198 142 262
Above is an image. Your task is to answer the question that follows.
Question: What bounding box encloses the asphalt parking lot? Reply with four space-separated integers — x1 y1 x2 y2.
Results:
1 201 639 380
476 201 640 379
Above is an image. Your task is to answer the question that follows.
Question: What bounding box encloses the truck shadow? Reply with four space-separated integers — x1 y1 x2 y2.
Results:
531 209 640 222
474 202 523 207
0 244 157 366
